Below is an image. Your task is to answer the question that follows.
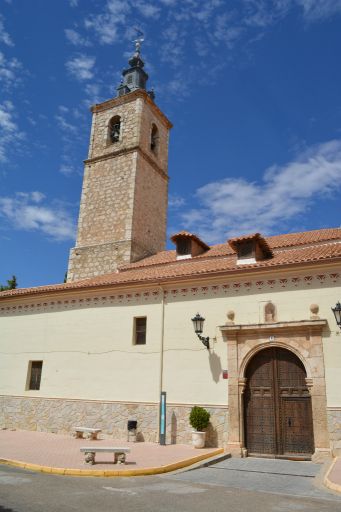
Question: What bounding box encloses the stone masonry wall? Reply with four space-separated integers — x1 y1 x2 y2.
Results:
68 93 170 282
0 396 227 447
76 153 136 247
67 240 133 282
131 152 168 262
327 408 341 456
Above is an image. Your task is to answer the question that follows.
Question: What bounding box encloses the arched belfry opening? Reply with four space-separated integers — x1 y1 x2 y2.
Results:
243 347 314 459
109 115 121 143
150 123 159 154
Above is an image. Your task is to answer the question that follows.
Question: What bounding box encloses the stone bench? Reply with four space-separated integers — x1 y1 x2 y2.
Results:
80 446 130 465
73 427 102 440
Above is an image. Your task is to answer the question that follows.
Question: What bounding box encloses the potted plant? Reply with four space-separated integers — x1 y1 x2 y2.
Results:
189 406 210 448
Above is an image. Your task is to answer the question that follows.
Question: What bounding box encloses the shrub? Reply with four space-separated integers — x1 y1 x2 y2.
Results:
189 406 210 431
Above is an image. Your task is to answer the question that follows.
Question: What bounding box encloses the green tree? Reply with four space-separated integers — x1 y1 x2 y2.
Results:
0 275 18 291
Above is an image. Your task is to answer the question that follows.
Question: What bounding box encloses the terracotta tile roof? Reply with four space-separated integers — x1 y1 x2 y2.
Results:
1 227 340 299
170 230 210 250
121 227 341 270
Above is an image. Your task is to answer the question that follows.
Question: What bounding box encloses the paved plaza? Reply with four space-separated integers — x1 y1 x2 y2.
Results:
0 429 220 474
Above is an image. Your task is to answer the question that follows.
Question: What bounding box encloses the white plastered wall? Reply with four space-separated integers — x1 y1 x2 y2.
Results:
0 268 340 408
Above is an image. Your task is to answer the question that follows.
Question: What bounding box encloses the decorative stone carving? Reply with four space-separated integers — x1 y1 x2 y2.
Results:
310 304 320 319
264 302 276 322
114 452 126 464
84 451 96 465
226 310 235 324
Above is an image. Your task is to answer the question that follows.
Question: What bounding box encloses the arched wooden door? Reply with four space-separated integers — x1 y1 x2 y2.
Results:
244 347 314 459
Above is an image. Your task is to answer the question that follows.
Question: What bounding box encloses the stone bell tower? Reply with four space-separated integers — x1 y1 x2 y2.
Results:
67 41 172 282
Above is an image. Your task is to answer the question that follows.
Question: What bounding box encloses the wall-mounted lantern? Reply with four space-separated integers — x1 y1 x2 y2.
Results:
191 313 210 349
332 302 341 330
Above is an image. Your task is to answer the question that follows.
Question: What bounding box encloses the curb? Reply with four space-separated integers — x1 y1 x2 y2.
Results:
168 451 231 474
323 458 341 494
0 448 224 478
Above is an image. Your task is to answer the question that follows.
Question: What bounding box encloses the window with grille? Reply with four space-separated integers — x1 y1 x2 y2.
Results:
237 240 254 259
28 361 43 390
176 237 191 256
134 317 147 345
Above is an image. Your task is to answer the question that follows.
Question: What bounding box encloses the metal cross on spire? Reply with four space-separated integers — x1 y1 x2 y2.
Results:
133 28 144 54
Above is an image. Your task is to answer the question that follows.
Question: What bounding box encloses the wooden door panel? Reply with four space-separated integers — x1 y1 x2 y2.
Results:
245 392 276 454
281 398 314 455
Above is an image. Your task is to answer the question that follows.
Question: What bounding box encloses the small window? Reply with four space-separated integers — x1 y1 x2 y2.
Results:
150 124 159 154
237 240 254 259
134 317 147 345
177 237 191 256
28 361 43 390
127 74 133 84
109 115 121 143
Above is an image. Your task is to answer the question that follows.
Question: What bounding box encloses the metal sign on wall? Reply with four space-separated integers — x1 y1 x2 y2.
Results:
159 391 166 445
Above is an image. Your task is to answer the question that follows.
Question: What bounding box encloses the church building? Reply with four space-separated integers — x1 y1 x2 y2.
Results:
1 43 341 461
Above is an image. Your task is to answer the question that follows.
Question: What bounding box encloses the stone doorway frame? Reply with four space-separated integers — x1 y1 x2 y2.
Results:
220 320 331 462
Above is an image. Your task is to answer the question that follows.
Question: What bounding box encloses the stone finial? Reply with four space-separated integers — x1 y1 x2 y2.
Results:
226 310 235 324
310 303 320 319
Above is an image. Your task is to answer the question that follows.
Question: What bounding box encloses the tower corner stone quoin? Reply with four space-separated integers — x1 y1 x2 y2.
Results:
67 52 172 282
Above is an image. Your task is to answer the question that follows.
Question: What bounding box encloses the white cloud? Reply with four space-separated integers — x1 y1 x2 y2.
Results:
0 51 21 87
0 14 14 46
296 0 341 21
181 139 341 243
55 114 77 134
85 0 130 44
69 0 78 6
0 192 76 241
135 1 161 18
59 164 79 176
0 101 24 162
55 106 84 176
65 54 95 81
65 28 92 47
169 194 185 208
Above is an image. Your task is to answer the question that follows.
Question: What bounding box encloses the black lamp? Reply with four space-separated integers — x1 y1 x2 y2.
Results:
332 302 341 329
191 313 210 349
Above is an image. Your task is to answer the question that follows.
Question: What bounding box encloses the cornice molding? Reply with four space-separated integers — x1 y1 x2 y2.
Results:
90 89 173 129
84 146 168 181
220 319 328 334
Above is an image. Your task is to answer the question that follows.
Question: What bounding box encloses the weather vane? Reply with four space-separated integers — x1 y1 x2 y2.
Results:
133 28 144 54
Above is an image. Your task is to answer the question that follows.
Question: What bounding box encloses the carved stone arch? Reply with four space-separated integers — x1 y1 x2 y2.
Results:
239 341 312 381
220 320 330 461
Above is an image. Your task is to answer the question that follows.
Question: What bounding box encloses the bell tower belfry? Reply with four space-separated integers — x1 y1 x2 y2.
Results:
67 42 172 282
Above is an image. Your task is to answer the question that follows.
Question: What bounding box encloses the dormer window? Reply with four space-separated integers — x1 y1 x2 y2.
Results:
171 231 209 260
228 233 273 265
177 237 191 256
109 115 121 143
150 124 159 154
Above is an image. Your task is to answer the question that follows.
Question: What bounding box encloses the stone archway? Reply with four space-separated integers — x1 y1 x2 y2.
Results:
220 320 331 462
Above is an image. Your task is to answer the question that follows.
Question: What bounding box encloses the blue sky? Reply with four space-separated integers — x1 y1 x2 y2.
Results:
0 0 341 288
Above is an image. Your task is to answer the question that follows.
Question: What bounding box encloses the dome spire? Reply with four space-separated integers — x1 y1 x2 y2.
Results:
116 32 155 100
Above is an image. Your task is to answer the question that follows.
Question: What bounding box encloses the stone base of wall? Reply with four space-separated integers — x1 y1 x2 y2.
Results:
165 405 228 448
0 396 228 448
327 408 341 456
